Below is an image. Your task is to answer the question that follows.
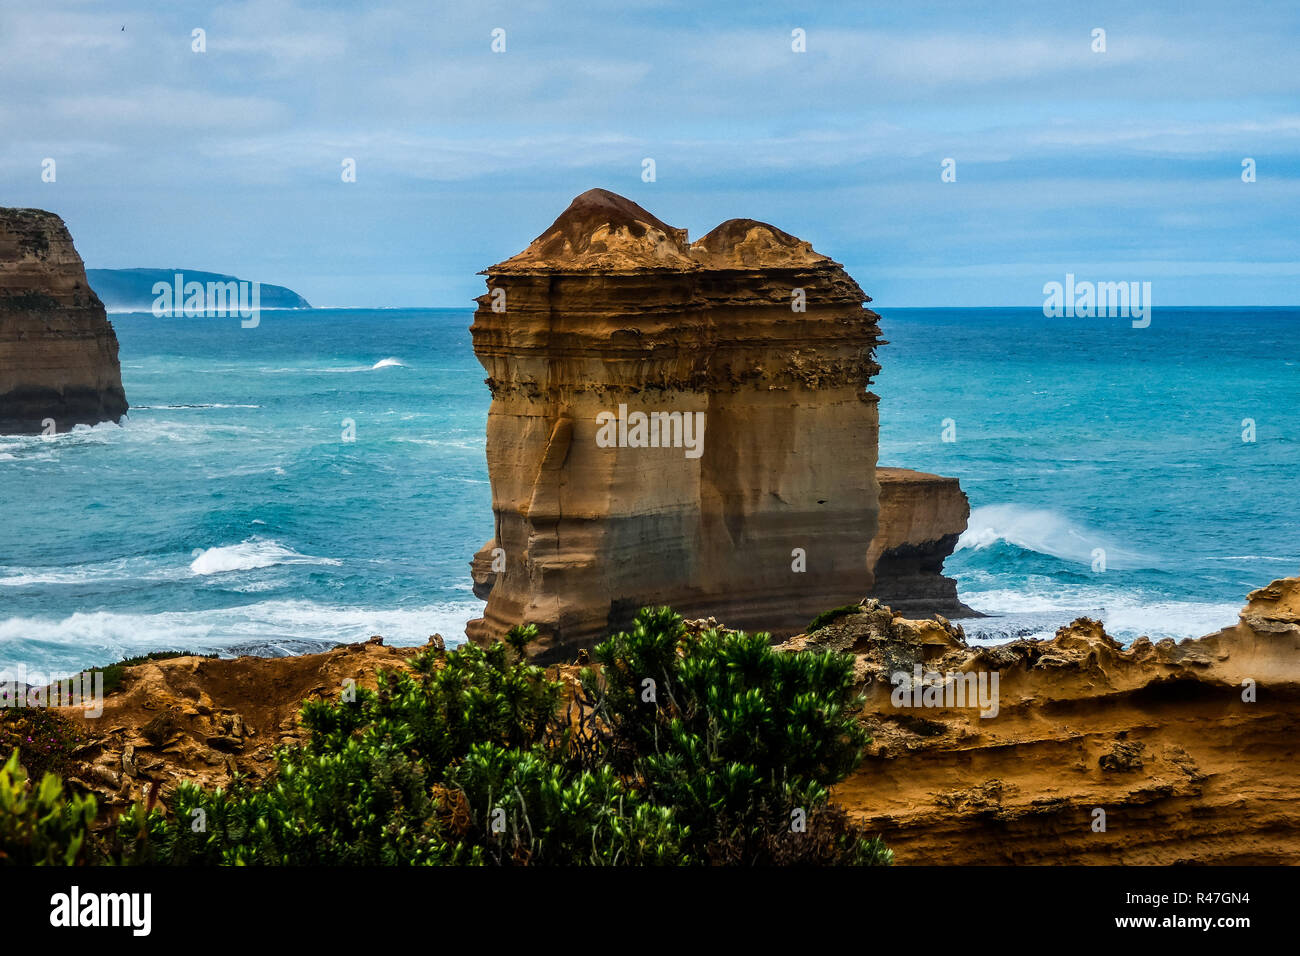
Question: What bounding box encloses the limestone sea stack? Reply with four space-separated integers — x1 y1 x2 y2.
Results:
468 189 884 661
0 208 127 434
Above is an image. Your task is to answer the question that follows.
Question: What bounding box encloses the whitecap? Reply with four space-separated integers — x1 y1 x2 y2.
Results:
133 404 262 410
189 538 341 576
0 556 185 588
957 585 1240 644
1205 555 1299 563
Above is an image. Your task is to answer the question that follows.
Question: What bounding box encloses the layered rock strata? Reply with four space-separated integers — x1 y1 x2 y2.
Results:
0 208 127 433
868 468 977 617
780 578 1300 864
466 189 884 661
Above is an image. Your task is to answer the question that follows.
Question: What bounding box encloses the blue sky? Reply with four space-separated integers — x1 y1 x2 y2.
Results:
2 1 1297 306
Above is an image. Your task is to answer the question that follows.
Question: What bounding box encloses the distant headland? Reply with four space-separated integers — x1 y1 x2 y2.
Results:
85 268 311 313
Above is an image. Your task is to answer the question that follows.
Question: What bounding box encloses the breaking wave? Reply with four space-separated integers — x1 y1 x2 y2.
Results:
957 585 1240 644
957 504 1147 569
189 538 341 576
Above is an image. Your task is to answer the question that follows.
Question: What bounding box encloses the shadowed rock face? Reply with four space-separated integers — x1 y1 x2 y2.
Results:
468 189 884 661
0 208 127 434
869 468 978 618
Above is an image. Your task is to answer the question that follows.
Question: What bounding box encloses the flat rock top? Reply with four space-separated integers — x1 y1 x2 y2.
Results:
0 206 98 304
0 207 66 226
0 207 72 261
0 207 71 251
877 467 963 486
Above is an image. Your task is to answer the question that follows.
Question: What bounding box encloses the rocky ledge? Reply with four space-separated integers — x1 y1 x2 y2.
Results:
0 208 127 434
868 468 977 618
781 577 1300 864
53 637 424 805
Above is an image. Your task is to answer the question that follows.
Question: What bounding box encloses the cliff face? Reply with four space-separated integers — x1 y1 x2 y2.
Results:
868 468 976 617
780 578 1300 864
0 209 127 433
467 189 883 661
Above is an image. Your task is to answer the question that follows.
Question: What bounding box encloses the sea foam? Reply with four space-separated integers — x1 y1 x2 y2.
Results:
0 599 482 681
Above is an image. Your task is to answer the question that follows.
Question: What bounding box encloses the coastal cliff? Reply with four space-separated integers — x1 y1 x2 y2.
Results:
467 189 885 661
0 209 127 433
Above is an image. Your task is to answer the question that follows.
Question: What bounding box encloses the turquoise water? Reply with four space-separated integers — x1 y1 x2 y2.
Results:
2 307 1297 677
879 308 1300 642
0 309 492 679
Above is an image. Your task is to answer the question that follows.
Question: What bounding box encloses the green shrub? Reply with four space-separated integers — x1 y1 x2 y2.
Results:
578 608 890 864
13 610 890 866
0 750 97 865
448 743 684 865
120 742 468 865
120 627 686 866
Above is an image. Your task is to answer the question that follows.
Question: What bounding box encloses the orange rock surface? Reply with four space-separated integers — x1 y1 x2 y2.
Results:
785 579 1300 864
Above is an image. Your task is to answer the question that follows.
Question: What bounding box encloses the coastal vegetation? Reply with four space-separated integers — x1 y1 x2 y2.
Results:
807 604 865 634
0 608 889 866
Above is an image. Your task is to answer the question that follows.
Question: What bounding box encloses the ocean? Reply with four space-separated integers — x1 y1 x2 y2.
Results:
2 307 1297 678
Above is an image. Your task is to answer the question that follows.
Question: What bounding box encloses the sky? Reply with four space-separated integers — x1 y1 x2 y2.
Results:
2 1 1297 307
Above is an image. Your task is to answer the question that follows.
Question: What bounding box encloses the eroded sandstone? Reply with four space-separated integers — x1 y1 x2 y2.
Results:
781 578 1300 864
